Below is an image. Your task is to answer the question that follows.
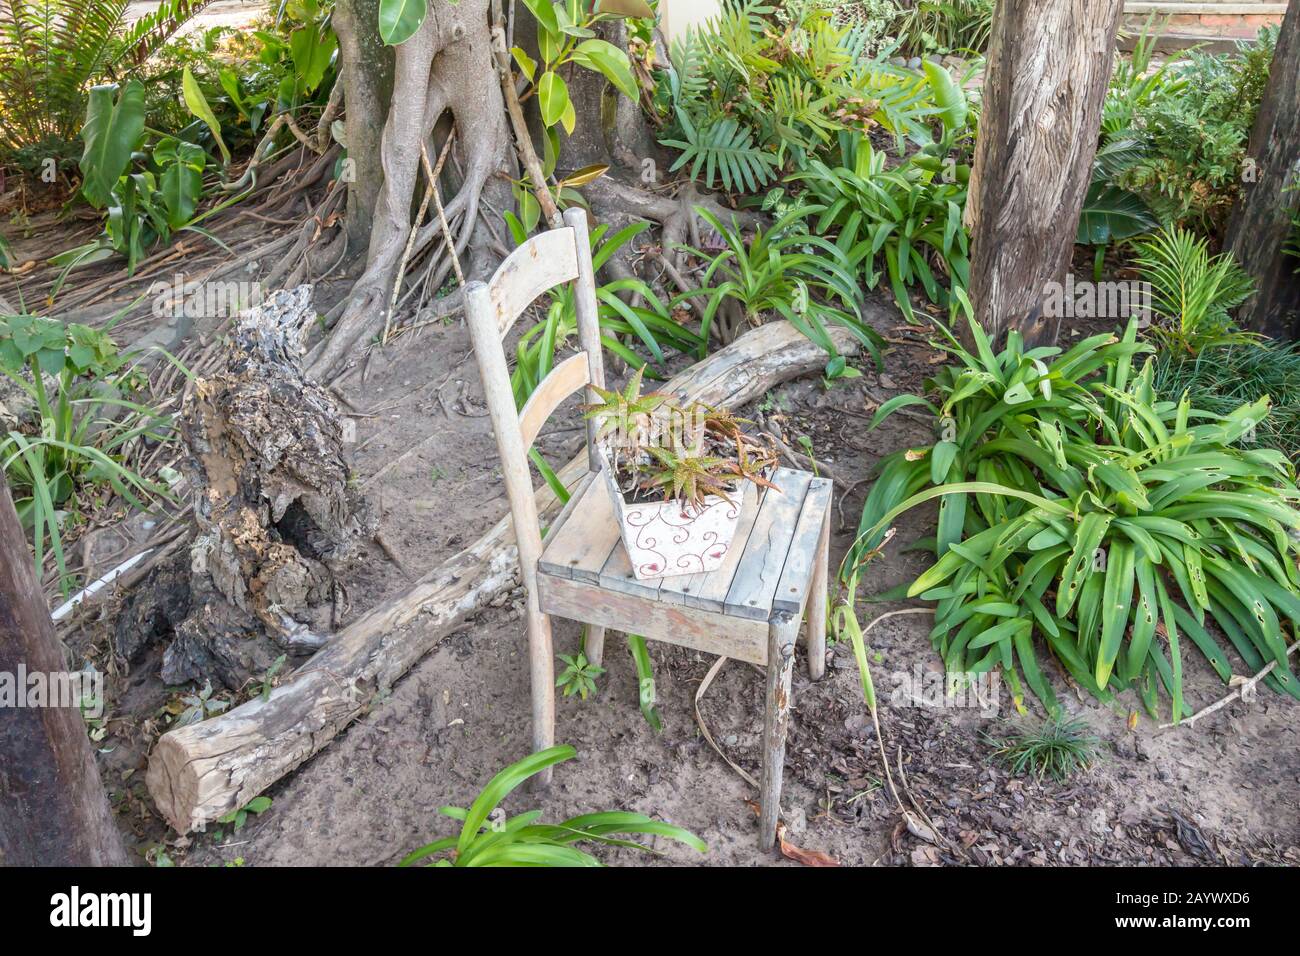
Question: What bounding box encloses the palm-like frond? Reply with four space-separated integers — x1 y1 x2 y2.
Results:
1133 226 1256 351
662 114 779 193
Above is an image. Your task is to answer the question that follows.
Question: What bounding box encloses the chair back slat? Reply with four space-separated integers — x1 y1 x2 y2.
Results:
487 228 580 338
519 351 591 450
466 208 607 585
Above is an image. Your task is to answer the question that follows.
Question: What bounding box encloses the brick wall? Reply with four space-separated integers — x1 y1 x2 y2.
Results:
1124 1 1290 38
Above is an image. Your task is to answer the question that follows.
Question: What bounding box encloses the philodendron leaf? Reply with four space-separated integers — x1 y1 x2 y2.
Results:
160 161 203 229
182 68 231 165
79 80 146 209
378 0 428 46
290 21 337 92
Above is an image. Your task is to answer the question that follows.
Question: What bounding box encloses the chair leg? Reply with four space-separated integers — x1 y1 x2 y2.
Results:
806 507 831 681
758 612 798 850
584 625 606 669
526 605 556 790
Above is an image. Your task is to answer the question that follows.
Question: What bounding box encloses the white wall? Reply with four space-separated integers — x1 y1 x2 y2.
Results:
660 0 723 48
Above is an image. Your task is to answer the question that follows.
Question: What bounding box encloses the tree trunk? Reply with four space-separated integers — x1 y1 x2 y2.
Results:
0 479 128 866
333 0 395 250
145 320 871 834
965 0 1124 345
310 0 515 380
1225 1 1300 340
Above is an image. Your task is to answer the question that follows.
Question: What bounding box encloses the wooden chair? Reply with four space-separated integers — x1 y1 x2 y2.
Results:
466 209 833 850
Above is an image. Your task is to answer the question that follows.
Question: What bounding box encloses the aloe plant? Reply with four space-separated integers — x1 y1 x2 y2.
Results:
849 317 1300 721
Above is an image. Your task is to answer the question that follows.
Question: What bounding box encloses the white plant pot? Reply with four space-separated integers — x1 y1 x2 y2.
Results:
598 444 757 581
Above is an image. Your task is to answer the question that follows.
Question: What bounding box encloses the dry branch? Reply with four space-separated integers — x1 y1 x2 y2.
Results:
146 321 863 833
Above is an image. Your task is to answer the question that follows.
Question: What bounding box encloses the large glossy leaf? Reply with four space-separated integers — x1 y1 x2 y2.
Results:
378 0 428 46
537 71 574 132
182 68 231 165
79 81 146 209
921 60 967 134
569 38 638 101
290 22 338 93
1076 183 1158 245
160 162 202 229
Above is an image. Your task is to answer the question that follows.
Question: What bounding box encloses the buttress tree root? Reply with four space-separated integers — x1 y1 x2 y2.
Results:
305 0 770 381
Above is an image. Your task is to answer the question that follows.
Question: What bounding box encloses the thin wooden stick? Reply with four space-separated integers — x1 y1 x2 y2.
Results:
385 130 458 343
1160 638 1300 730
426 141 465 289
490 24 562 229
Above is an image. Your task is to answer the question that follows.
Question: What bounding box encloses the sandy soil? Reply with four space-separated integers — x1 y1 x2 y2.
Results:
74 298 1300 868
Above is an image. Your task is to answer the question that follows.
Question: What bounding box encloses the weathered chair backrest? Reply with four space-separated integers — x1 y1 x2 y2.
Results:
465 207 606 578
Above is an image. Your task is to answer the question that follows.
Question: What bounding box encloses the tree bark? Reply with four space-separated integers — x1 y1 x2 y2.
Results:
333 0 394 250
311 0 515 380
145 320 871 834
965 0 1124 345
1225 1 1300 340
160 287 376 689
0 478 128 866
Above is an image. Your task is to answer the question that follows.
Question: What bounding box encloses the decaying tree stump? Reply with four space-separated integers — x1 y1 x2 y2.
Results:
145 319 872 833
161 287 375 689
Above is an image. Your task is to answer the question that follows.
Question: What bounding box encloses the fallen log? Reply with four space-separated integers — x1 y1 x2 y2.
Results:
146 320 867 833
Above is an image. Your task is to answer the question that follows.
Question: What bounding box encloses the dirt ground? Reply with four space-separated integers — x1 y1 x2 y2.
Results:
67 293 1299 868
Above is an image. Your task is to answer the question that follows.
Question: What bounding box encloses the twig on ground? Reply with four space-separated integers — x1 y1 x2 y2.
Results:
1160 638 1300 729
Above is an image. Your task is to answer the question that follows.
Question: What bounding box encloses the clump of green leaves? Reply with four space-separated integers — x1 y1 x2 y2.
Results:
1153 341 1300 462
400 746 706 867
792 123 971 324
0 313 174 593
655 0 956 191
887 0 995 58
557 651 604 700
1099 23 1278 234
215 796 273 837
853 317 1300 722
0 0 206 168
675 205 884 374
986 716 1101 782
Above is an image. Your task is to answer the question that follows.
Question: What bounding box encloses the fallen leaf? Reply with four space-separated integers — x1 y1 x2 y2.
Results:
776 823 839 867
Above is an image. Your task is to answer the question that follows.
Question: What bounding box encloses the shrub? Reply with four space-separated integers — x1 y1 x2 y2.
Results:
1131 226 1255 353
0 0 205 169
986 716 1100 782
674 205 885 374
0 314 174 593
1153 341 1300 462
655 0 947 190
1101 25 1278 234
852 318 1300 721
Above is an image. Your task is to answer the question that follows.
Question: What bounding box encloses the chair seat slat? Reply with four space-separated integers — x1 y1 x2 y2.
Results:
723 468 814 620
772 477 834 615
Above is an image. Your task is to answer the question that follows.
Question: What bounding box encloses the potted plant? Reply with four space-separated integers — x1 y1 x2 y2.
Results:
582 369 780 580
